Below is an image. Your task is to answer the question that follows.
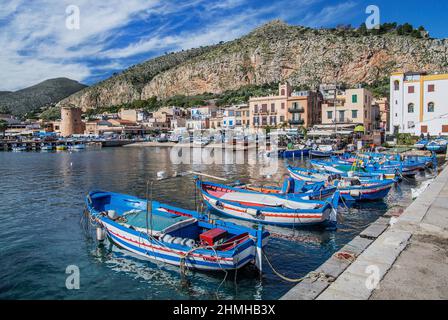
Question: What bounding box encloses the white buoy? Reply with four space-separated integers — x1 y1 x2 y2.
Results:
96 227 106 241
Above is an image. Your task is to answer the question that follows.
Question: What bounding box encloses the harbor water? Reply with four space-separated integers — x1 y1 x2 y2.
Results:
0 147 423 299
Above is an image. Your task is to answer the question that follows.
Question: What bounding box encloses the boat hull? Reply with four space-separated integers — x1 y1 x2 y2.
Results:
198 181 339 228
310 150 333 157
101 220 255 270
279 149 310 158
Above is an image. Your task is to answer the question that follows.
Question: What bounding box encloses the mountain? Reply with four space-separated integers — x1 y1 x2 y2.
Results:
60 20 448 110
0 78 87 116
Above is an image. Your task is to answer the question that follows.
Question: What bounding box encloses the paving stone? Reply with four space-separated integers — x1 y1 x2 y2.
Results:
360 221 388 239
395 201 431 227
422 207 448 230
431 196 448 210
280 278 329 300
340 236 373 256
316 256 351 279
317 272 372 300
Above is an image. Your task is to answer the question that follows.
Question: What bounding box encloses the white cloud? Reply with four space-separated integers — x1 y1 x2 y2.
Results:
0 0 359 91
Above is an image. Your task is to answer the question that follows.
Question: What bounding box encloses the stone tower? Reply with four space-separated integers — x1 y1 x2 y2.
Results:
60 106 84 137
279 82 292 97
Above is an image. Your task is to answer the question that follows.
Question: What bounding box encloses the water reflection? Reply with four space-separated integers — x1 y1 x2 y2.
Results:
0 147 423 300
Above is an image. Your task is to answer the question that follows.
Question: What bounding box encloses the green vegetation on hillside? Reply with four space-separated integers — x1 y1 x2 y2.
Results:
342 22 429 38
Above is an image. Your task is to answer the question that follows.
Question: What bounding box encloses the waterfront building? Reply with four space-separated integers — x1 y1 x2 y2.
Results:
60 106 85 137
321 87 376 132
374 97 390 131
249 83 321 129
287 91 321 128
222 104 250 129
186 105 217 130
119 108 147 123
390 72 448 136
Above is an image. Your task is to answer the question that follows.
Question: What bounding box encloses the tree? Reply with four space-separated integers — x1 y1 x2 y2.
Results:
0 106 11 114
0 119 8 137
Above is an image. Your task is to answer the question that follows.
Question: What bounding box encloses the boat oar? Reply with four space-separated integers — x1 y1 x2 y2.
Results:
188 171 228 182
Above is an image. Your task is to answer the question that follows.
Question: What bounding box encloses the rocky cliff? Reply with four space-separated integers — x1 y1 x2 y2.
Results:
60 21 448 110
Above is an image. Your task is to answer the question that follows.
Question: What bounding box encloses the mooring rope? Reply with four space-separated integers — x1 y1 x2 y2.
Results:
262 249 329 283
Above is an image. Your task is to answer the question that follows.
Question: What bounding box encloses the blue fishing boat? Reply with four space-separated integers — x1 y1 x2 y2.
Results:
287 166 398 183
278 146 310 158
197 180 340 228
11 143 27 152
86 191 269 271
235 178 336 200
426 140 447 153
286 167 395 201
40 143 54 151
333 177 395 202
414 139 428 150
309 145 334 158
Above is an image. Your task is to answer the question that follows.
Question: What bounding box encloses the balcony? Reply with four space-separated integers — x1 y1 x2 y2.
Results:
333 118 354 124
288 107 305 113
288 119 304 125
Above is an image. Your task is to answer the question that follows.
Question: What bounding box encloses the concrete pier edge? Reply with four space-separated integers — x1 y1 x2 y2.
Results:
281 163 448 300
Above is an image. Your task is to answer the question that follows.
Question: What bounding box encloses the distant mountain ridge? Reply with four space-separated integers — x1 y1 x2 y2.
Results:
55 20 447 110
0 78 87 116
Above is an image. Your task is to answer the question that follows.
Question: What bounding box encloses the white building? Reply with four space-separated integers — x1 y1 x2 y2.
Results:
390 72 448 136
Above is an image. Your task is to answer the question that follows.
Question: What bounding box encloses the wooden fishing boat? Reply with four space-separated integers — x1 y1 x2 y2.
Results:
334 177 395 202
309 145 334 158
40 143 54 151
426 140 447 153
414 139 428 150
287 166 397 183
235 178 336 200
11 143 27 152
278 145 310 158
86 191 269 271
197 180 340 228
56 144 68 151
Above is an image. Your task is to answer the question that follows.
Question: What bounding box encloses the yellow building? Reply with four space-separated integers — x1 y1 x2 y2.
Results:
321 88 375 132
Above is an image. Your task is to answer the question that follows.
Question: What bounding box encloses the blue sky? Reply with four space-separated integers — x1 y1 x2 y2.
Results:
1 0 447 91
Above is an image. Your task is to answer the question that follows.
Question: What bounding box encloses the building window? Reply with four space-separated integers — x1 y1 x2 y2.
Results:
254 105 258 113
281 89 285 96
262 117 267 125
339 111 345 122
421 125 428 133
352 95 358 103
271 103 275 112
253 117 259 125
281 103 285 109
428 84 435 92
428 102 435 113
280 116 285 122
327 111 333 119
365 110 368 118
352 110 358 118
261 104 268 113
408 86 415 94
394 80 400 91
408 103 414 113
